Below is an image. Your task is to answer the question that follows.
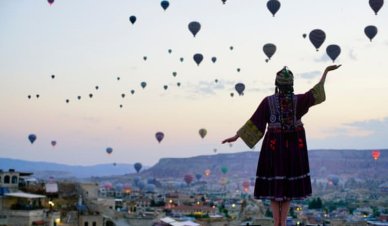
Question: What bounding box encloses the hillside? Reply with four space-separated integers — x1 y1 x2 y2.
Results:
0 158 138 179
139 149 388 180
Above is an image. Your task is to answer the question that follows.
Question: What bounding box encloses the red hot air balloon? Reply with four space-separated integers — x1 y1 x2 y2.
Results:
372 150 380 160
184 174 194 185
242 181 250 192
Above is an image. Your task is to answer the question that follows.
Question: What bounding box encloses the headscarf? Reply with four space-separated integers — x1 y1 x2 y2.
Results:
275 66 294 86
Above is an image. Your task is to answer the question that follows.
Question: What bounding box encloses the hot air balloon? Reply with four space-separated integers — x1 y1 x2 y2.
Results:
237 68 241 72
161 0 169 11
131 90 135 95
193 53 203 66
204 169 211 177
229 46 234 50
129 15 137 24
51 74 55 79
327 174 339 186
230 92 234 97
180 57 184 62
66 99 69 103
222 0 227 4
163 85 168 90
28 134 37 144
195 173 202 181
121 93 125 98
211 57 217 63
199 128 207 138
168 49 172 54
326 44 341 62
36 94 40 98
48 0 54 5
27 95 31 99
177 82 181 87
95 85 99 90
172 72 177 77
89 93 93 98
119 104 123 108
143 56 147 61
51 140 56 147
364 25 378 41
117 77 120 81
242 181 250 192
141 82 147 89
372 150 381 160
235 83 245 96
188 21 201 37
369 0 384 15
302 33 307 39
309 29 326 51
134 162 142 173
267 0 281 17
106 147 113 154
221 166 228 174
155 132 164 143
263 43 277 60
184 174 193 185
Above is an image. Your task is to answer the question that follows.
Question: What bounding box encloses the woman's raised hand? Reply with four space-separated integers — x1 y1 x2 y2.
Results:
222 134 239 144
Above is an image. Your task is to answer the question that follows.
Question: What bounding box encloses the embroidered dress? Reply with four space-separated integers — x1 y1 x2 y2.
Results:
237 81 326 201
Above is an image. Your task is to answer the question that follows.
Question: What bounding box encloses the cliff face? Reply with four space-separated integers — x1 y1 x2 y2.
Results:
140 149 388 180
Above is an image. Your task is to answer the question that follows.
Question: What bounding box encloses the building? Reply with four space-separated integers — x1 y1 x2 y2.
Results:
0 169 61 226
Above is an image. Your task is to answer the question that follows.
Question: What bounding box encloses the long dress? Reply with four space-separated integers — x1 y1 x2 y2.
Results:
237 80 326 201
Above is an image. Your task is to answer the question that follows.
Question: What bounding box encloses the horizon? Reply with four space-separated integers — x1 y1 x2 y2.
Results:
0 1 387 166
1 148 386 167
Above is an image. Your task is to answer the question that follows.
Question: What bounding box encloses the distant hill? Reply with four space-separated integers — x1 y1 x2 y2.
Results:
139 149 388 180
1 149 387 181
0 158 141 179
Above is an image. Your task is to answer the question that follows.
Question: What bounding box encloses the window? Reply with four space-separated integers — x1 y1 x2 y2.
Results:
92 222 96 226
4 175 10 184
84 222 88 226
11 176 18 184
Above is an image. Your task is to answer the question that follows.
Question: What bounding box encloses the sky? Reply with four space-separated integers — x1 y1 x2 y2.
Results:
0 0 387 167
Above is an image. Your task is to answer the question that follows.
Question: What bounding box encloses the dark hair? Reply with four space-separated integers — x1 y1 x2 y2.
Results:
275 84 294 94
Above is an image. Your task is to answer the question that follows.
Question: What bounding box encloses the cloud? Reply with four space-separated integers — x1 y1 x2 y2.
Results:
311 117 388 149
313 53 331 63
185 79 234 95
348 49 358 61
299 70 321 80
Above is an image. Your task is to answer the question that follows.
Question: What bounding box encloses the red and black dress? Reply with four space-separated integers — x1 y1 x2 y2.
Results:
237 81 326 201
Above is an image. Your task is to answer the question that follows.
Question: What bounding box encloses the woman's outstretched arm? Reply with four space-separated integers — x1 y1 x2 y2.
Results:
320 64 342 84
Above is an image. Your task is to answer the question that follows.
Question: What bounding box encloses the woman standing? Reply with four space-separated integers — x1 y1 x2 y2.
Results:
222 65 341 226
